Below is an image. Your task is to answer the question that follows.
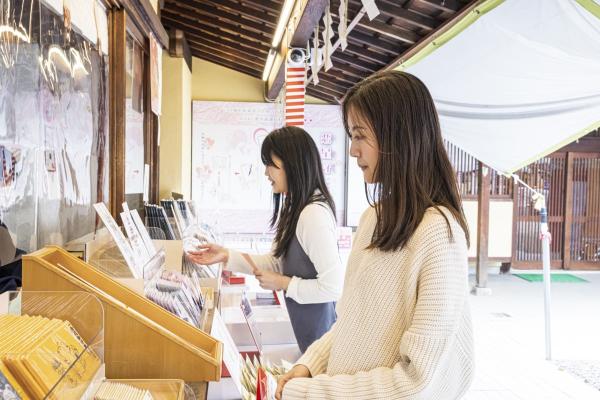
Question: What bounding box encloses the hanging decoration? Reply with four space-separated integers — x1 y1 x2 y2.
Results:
94 1 109 55
150 33 162 116
361 0 380 21
338 0 348 51
321 4 334 71
284 57 306 127
311 25 320 85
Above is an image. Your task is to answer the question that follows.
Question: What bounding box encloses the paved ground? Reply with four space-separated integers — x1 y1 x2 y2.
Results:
465 271 600 399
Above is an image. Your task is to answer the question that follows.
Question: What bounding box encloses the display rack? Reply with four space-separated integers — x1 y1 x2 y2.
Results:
0 291 105 400
97 379 186 400
22 247 222 383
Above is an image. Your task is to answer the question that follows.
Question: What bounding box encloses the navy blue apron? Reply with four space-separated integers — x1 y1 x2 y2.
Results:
281 235 336 353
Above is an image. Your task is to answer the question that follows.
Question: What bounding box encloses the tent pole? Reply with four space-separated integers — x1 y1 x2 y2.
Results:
540 202 552 360
512 174 552 360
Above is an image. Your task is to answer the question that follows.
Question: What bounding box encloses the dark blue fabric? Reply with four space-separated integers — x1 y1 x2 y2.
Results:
0 222 23 293
282 235 336 353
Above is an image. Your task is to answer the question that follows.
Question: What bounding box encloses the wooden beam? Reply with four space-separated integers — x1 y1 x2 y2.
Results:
343 43 391 65
266 0 328 99
563 152 574 269
319 69 359 86
306 90 336 104
312 75 351 93
476 162 490 289
181 30 268 56
327 60 372 80
143 40 159 204
418 0 462 13
386 0 481 70
123 0 169 48
186 37 266 66
193 51 262 78
377 1 437 31
347 29 402 55
165 0 273 35
510 177 518 269
202 0 278 26
188 42 264 69
306 86 339 103
359 20 420 45
161 9 271 46
290 0 328 46
310 80 347 97
168 29 192 71
309 83 345 99
240 0 283 17
161 15 269 52
331 51 378 73
109 9 127 221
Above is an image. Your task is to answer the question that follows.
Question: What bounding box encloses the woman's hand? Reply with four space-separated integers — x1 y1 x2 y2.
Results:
275 364 311 400
186 243 229 265
254 269 291 291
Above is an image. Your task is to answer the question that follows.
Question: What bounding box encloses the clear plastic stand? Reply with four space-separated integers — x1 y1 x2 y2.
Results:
0 291 104 400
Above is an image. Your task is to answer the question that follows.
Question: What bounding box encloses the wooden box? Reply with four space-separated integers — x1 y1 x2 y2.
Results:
22 246 222 382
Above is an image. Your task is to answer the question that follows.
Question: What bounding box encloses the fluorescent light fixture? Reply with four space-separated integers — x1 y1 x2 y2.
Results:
262 49 277 81
272 0 296 48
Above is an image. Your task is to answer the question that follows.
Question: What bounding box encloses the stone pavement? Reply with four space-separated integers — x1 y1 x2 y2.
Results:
465 272 600 400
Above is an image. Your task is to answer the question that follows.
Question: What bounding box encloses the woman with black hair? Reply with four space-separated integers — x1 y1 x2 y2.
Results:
187 126 343 353
275 71 474 399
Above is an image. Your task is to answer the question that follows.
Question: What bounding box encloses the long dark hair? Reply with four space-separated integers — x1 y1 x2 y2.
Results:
261 126 336 257
343 70 469 251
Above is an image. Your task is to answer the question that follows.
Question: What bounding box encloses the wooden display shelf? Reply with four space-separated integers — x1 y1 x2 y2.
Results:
22 246 222 382
102 379 185 400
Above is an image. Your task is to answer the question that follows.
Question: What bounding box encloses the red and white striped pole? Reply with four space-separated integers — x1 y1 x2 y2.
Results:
285 66 305 127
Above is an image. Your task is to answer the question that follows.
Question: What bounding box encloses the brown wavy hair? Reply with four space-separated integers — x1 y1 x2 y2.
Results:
343 70 469 251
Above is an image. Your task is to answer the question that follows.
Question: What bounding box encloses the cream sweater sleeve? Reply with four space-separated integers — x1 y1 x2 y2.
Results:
283 215 470 399
293 322 337 377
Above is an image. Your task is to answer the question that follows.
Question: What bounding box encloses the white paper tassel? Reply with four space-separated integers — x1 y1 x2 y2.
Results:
312 26 320 85
321 5 334 71
338 0 348 51
361 0 380 21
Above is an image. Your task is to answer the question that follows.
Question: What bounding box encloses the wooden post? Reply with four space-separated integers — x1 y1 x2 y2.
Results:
109 9 127 221
510 178 519 269
563 152 575 270
476 161 491 291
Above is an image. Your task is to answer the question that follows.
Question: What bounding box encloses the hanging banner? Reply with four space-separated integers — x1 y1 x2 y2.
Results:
94 1 109 55
64 0 97 44
285 62 306 127
150 33 162 116
312 26 320 85
321 6 334 71
338 0 349 51
361 0 380 21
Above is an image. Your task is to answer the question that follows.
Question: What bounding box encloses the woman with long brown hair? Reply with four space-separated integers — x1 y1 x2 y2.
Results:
187 126 343 354
276 70 474 399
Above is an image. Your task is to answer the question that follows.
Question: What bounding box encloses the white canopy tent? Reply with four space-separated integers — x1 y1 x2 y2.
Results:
397 0 600 361
401 0 600 174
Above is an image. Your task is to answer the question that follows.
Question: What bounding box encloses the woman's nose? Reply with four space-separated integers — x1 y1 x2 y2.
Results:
349 141 359 158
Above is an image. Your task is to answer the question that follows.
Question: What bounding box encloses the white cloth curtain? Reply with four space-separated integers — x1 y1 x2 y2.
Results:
405 0 600 173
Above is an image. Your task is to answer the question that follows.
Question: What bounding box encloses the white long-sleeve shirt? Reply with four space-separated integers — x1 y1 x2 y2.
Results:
227 202 344 304
282 206 474 399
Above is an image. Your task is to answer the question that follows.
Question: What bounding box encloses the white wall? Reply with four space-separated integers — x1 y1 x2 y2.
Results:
463 200 513 258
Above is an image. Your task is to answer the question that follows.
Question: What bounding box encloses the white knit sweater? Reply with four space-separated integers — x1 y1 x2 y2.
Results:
283 206 474 399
